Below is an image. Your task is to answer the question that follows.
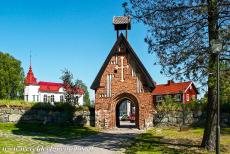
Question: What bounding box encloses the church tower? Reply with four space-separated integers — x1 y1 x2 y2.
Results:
24 57 40 102
91 16 156 129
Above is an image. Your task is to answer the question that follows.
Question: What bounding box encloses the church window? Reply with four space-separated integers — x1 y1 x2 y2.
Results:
51 95 55 102
60 95 64 102
43 95 47 102
106 74 113 97
115 55 118 64
33 95 35 101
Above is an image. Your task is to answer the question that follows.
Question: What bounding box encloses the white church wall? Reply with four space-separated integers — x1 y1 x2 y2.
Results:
24 85 40 102
39 92 65 103
24 86 84 105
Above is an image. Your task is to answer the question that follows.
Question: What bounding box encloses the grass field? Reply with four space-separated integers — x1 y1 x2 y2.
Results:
125 127 230 154
0 123 98 154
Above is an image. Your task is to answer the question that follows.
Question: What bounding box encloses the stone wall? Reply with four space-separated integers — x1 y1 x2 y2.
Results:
0 106 95 126
154 110 230 127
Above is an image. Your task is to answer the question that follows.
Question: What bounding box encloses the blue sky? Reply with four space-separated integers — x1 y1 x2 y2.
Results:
0 0 171 100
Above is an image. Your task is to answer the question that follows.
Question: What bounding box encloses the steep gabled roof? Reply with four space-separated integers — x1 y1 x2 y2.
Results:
152 81 199 95
91 33 155 90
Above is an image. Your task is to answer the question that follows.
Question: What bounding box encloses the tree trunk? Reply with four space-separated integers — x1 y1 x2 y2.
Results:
201 0 219 151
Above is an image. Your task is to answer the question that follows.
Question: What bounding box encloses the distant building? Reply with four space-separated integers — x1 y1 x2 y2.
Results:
24 65 84 105
152 80 198 104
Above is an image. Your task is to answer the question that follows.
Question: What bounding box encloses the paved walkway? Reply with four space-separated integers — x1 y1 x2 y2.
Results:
39 128 144 154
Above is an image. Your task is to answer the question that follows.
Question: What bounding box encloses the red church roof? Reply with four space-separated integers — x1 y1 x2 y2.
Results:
38 81 85 94
38 81 63 93
152 81 193 95
25 66 37 85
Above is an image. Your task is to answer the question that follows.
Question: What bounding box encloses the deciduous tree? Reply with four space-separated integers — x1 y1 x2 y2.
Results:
0 52 24 99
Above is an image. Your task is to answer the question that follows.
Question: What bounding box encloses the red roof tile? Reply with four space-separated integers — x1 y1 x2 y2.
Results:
25 66 37 85
38 81 85 94
152 81 192 95
38 81 63 93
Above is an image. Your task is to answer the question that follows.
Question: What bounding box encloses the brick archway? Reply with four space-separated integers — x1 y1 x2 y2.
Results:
112 92 140 129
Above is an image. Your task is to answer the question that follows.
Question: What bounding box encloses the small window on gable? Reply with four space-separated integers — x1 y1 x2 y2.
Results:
186 94 190 101
190 86 192 90
156 95 163 102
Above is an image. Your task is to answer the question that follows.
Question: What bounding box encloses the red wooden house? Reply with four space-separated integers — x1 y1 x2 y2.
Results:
152 80 198 104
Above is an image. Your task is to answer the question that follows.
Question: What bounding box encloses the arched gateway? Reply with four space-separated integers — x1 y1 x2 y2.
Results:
91 16 156 129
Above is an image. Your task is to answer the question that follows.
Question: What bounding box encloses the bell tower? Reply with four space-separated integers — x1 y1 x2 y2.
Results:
113 16 131 39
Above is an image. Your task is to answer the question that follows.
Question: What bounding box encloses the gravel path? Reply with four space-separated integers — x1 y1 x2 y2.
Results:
38 128 144 154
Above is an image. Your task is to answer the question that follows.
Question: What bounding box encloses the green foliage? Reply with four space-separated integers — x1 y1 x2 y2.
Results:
60 69 79 106
75 79 91 107
0 52 24 99
156 95 207 112
0 99 35 108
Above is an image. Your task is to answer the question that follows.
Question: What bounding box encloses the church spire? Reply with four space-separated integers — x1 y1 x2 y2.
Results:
25 52 37 85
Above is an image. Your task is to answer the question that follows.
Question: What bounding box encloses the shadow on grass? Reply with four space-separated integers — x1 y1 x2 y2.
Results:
12 103 98 144
12 122 98 144
125 133 202 154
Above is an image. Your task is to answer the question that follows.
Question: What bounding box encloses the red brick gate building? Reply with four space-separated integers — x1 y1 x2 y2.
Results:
91 18 156 128
91 16 198 129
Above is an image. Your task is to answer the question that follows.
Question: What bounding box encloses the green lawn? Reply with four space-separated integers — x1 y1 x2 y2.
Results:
0 122 99 154
125 127 230 154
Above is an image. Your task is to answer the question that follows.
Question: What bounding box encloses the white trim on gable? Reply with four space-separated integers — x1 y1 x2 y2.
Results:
184 82 193 93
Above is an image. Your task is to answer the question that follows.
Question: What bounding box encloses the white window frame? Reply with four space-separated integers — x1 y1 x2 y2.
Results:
43 95 47 102
156 95 163 102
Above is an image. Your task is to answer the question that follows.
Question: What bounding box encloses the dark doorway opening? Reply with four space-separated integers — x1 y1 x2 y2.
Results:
116 99 137 128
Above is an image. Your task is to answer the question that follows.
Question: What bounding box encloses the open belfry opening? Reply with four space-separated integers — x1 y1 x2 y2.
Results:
91 16 155 129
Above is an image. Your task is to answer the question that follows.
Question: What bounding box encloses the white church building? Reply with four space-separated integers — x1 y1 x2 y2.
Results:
24 65 85 105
